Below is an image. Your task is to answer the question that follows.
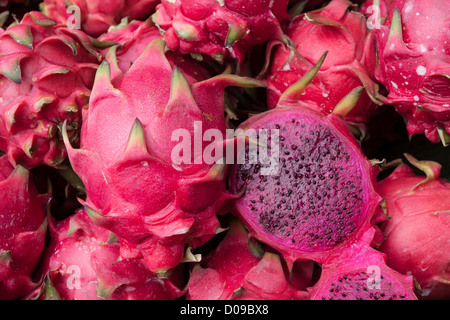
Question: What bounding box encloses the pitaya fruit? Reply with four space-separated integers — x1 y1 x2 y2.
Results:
0 11 101 169
229 54 382 269
63 37 265 273
372 0 450 145
377 154 450 299
40 0 160 37
187 217 309 300
35 208 185 300
0 155 47 300
262 0 384 130
151 0 290 63
307 228 417 300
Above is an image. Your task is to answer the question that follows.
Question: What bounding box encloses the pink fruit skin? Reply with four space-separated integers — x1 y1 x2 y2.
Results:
97 19 215 83
36 208 184 300
308 228 417 300
41 0 160 37
360 0 395 18
373 0 450 143
0 155 47 300
187 218 309 300
152 0 290 62
0 11 100 169
264 0 380 126
377 160 450 299
64 36 264 273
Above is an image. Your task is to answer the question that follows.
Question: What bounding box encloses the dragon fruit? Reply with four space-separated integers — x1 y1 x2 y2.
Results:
263 0 383 129
0 155 47 300
63 37 264 273
229 54 382 269
0 11 101 169
151 0 290 63
35 208 185 300
187 217 309 300
40 0 160 37
307 228 417 300
372 0 450 145
377 154 450 299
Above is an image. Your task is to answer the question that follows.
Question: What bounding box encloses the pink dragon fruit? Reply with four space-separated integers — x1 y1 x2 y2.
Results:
263 0 383 129
187 217 309 300
229 54 382 269
40 0 160 37
0 11 101 169
0 155 47 300
152 0 290 63
63 37 264 273
307 228 417 300
372 0 450 145
376 154 450 299
35 208 185 300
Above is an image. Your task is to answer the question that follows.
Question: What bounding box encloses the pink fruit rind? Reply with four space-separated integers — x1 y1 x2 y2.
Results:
40 0 160 37
187 217 309 300
263 0 384 128
377 154 450 299
0 11 100 169
0 155 47 300
35 208 185 300
152 0 290 62
372 0 450 144
97 19 217 84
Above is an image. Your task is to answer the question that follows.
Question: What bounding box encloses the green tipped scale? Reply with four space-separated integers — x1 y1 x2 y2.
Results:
225 21 248 48
123 118 150 156
278 51 328 105
0 53 28 84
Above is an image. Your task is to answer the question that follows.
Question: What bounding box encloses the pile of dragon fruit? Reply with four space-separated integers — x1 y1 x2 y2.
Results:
0 0 449 301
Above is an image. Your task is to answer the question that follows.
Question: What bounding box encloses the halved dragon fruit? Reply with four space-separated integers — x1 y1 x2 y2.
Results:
229 53 382 268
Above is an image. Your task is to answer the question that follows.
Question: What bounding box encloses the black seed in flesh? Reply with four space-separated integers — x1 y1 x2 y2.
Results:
230 113 369 253
318 271 410 300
